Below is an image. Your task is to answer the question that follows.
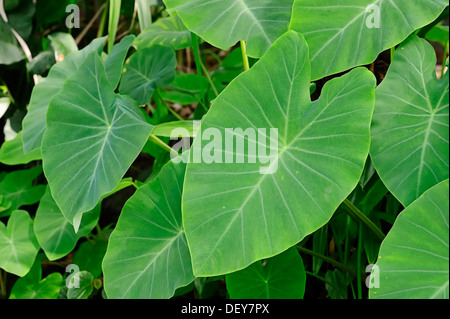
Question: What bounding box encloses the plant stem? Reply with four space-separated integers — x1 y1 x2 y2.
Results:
148 134 178 157
356 223 363 299
296 245 357 277
0 269 5 298
305 271 347 299
155 89 184 121
191 33 219 97
390 46 395 62
240 40 250 71
342 199 386 241
442 41 448 79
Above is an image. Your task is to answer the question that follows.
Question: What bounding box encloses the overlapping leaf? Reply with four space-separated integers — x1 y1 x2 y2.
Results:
103 155 194 299
289 0 449 80
22 37 106 153
33 186 100 261
182 31 376 276
0 210 40 277
42 51 153 229
226 247 306 299
370 179 449 299
370 35 449 206
163 0 293 58
119 45 177 105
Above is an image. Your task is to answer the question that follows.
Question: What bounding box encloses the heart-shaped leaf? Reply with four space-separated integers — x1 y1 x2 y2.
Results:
119 45 177 105
182 31 376 276
33 186 100 261
103 155 194 299
0 210 40 277
0 166 45 213
42 51 153 229
163 0 293 58
370 35 449 206
226 247 306 299
290 0 449 80
369 179 449 299
9 254 63 299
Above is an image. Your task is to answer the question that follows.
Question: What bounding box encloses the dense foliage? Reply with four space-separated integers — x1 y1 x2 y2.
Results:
0 0 448 300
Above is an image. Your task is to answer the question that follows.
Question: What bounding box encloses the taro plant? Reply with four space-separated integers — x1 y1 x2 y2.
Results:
0 0 448 300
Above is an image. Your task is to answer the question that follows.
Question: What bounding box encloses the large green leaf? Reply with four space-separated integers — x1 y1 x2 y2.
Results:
103 35 135 89
226 247 306 299
182 31 376 276
103 156 194 299
119 45 177 106
42 51 153 229
370 35 449 206
0 210 40 277
33 186 100 261
21 37 106 153
370 179 449 299
163 0 293 58
289 0 449 80
135 15 192 51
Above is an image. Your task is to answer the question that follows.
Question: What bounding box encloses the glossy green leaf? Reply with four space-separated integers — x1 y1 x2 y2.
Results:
119 45 177 105
161 73 209 105
153 120 199 138
226 247 306 299
0 131 41 165
370 179 449 299
370 35 449 206
9 254 63 299
22 37 106 153
0 210 40 277
183 31 376 276
33 186 100 261
163 0 293 58
42 51 153 229
290 0 449 80
0 166 45 212
103 156 195 299
135 15 192 50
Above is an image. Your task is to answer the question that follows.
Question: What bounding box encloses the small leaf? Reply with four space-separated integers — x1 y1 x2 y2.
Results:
0 210 40 277
226 247 306 299
67 271 95 299
0 131 41 165
119 45 177 105
370 179 449 299
9 254 63 299
0 166 45 212
33 186 100 261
